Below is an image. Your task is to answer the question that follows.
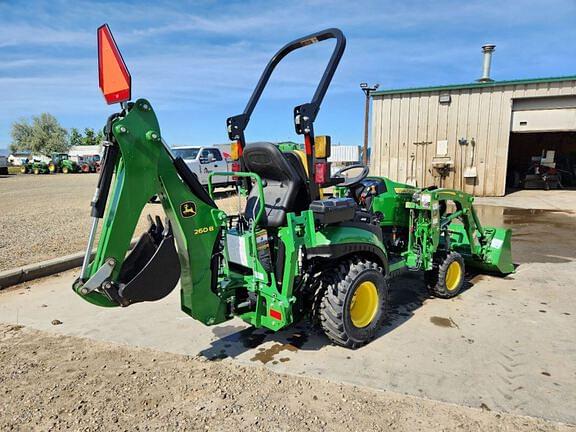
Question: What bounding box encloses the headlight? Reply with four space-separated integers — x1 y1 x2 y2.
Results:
420 194 431 208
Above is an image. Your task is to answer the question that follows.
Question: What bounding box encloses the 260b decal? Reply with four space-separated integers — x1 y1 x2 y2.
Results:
194 226 215 235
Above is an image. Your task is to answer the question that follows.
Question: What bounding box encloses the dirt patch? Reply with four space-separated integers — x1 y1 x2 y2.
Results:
0 324 573 432
0 174 241 271
430 316 458 328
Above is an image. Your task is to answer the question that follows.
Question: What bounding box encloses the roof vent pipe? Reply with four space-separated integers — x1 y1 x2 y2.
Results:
478 44 496 82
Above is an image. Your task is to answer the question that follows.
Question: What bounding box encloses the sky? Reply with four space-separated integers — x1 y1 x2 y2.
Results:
1 0 575 152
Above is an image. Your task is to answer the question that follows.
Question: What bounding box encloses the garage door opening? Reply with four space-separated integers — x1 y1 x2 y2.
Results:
506 95 576 191
506 131 576 190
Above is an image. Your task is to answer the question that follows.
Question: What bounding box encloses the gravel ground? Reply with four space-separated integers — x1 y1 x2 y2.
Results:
1 324 573 432
0 174 241 271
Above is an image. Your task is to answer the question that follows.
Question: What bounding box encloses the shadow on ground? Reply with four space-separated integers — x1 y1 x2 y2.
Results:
198 271 482 363
198 206 571 363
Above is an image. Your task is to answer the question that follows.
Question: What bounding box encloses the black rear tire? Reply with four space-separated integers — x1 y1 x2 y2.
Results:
318 258 388 348
425 251 465 299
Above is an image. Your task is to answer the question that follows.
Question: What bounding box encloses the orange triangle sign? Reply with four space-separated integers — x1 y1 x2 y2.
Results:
98 24 131 105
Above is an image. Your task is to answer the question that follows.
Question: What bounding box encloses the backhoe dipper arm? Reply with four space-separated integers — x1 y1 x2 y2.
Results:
73 99 231 326
227 28 346 200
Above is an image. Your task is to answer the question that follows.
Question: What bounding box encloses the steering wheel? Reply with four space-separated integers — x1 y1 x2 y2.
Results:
333 164 370 188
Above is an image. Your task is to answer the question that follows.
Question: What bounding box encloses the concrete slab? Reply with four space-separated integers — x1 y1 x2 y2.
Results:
476 189 576 211
1 206 575 424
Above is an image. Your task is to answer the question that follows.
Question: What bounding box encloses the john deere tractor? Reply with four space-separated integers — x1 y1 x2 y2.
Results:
19 161 32 174
74 26 513 348
48 153 79 174
22 159 50 175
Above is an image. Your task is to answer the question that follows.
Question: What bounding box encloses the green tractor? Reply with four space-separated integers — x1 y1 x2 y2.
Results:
74 25 513 348
26 160 51 175
19 161 32 174
48 153 79 174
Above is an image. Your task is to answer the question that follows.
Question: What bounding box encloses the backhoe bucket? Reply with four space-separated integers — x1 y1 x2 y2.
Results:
113 216 181 306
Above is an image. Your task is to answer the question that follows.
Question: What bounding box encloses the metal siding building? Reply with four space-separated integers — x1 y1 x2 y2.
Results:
370 76 576 196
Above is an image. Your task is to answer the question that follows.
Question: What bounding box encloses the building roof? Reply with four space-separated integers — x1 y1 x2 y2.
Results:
371 75 576 96
69 145 102 151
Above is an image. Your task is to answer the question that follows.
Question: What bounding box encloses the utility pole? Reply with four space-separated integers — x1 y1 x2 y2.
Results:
360 82 379 165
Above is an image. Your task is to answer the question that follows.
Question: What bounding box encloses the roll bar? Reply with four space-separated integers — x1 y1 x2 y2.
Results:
226 28 346 200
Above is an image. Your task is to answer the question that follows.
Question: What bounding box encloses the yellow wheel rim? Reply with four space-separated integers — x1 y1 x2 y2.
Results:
350 281 379 328
445 261 462 291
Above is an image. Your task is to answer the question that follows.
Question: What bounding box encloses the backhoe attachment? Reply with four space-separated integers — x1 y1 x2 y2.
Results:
77 216 180 306
73 98 230 326
74 24 232 327
111 216 180 306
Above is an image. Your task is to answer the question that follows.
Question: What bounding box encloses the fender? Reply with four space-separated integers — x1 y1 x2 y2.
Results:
307 225 388 274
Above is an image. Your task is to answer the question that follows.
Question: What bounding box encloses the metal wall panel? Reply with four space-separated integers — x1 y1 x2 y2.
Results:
371 80 576 196
328 146 361 162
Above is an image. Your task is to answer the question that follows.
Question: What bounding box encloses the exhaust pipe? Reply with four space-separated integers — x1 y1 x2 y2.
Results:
478 44 495 82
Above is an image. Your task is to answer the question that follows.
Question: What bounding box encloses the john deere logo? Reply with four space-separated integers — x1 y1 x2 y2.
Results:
180 201 197 218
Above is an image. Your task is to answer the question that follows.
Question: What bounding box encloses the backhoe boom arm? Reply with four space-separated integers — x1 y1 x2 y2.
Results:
73 100 231 325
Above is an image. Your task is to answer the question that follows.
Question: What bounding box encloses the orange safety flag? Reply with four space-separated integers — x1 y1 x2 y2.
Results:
98 24 131 105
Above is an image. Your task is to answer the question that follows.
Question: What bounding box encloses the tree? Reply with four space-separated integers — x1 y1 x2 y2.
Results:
9 119 33 153
96 129 104 144
10 113 68 155
82 128 103 146
29 113 69 154
69 128 83 147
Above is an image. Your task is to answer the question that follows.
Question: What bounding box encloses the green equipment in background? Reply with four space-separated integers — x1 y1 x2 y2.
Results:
74 25 513 349
28 160 50 175
48 153 80 174
19 162 32 174
19 153 80 174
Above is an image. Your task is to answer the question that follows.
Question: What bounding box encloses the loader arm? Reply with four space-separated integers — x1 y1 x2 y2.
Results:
404 188 514 274
73 99 231 325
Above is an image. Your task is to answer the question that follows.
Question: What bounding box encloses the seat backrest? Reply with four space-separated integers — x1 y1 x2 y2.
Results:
243 142 308 228
283 151 311 213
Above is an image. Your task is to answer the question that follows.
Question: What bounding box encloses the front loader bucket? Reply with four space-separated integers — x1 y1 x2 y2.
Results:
450 224 514 275
113 217 181 306
480 226 514 274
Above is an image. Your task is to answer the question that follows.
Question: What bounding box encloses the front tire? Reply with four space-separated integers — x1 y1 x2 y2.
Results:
319 258 388 348
425 251 465 298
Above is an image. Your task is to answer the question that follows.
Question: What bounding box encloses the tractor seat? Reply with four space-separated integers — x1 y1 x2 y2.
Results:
243 142 310 228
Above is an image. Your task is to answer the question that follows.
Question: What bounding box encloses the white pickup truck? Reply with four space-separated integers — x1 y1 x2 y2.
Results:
172 146 233 187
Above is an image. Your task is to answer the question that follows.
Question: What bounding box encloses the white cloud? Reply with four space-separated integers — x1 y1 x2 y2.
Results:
0 0 574 146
